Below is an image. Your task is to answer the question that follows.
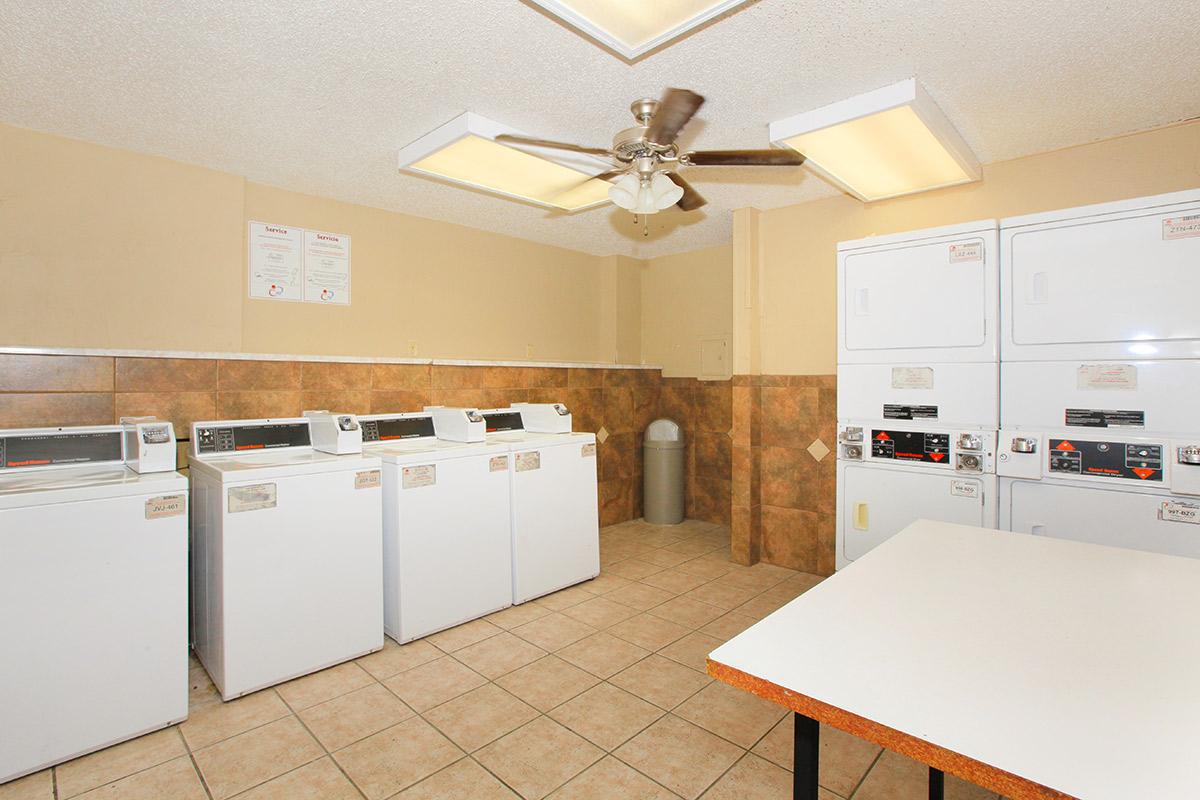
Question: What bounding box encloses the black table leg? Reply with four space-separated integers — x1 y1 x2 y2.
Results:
793 712 819 800
929 766 945 800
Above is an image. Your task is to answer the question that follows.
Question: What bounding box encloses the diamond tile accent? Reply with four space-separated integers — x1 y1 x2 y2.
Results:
806 437 831 462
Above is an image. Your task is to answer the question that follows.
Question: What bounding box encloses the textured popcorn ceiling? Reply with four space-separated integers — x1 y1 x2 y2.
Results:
1 1 1197 258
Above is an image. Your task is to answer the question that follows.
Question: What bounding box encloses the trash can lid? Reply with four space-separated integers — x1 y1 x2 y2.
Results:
644 418 683 442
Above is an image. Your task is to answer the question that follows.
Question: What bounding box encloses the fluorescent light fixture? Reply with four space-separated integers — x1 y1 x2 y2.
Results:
527 0 751 59
397 112 614 212
769 79 981 202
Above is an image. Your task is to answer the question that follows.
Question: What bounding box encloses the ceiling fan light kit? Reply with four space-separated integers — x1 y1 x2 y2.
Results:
769 78 981 202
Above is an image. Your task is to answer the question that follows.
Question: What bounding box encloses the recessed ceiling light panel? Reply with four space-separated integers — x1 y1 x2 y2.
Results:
770 79 981 202
397 113 613 212
527 0 751 59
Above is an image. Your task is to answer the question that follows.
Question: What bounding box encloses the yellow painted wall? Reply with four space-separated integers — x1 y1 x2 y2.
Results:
758 120 1200 374
0 123 642 364
640 244 733 378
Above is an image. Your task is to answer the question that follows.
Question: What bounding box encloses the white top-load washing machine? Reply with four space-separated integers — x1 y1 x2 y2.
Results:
998 189 1200 556
431 403 599 604
0 421 187 783
358 410 512 643
188 417 383 700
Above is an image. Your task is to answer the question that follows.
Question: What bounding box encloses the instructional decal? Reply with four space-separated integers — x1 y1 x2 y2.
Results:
248 222 303 301
883 404 938 421
950 480 979 499
355 469 381 490
489 455 509 472
1163 214 1200 240
948 241 983 263
402 465 436 489
1077 364 1137 391
1160 500 1200 525
871 430 950 464
228 483 277 512
1048 439 1163 481
1065 408 1145 428
581 443 596 458
515 451 541 472
145 494 186 519
891 367 934 391
303 229 351 305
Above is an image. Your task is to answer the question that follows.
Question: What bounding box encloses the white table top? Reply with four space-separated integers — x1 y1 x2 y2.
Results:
708 520 1200 800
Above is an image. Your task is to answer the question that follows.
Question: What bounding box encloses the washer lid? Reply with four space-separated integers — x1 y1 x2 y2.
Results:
486 430 595 450
370 437 508 464
0 465 187 509
187 449 382 482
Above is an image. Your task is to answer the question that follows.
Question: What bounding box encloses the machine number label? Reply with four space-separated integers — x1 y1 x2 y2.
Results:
228 483 277 512
402 465 436 489
1163 214 1200 240
1076 364 1137 391
489 455 509 472
883 404 938 421
1161 501 1200 524
145 494 186 519
581 443 596 457
950 480 979 499
948 242 983 263
515 451 541 472
1048 439 1163 481
1065 408 1145 428
870 430 950 464
355 469 381 490
891 367 934 390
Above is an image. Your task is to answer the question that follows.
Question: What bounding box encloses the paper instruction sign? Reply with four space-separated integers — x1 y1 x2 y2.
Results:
303 229 351 305
229 483 277 513
1163 214 1200 240
581 443 596 457
1077 364 1137 391
1160 500 1200 525
248 222 303 300
145 494 186 519
355 469 381 490
489 455 509 472
515 451 541 472
891 367 934 390
948 242 983 263
402 464 436 489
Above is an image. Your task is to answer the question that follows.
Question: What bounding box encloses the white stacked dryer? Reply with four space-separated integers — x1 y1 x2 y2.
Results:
836 220 1000 568
998 189 1200 557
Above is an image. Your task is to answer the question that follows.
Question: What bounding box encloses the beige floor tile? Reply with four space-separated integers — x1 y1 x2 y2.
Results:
486 602 553 631
607 613 692 652
548 683 664 751
494 655 599 712
853 750 998 800
192 717 323 800
298 683 414 751
647 596 725 629
548 755 679 799
639 530 689 548
72 756 206 800
718 571 788 597
556 632 650 679
179 689 291 750
395 758 519 799
532 584 595 612
614 715 743 800
332 716 462 800
680 582 759 612
423 684 539 752
576 573 632 595
454 632 548 680
0 769 53 800
275 662 374 711
561 596 639 629
672 557 735 580
674 681 786 748
355 638 441 680
732 594 789 620
425 618 504 653
699 753 817 800
752 718 881 798
665 538 721 557
230 757 361 800
382 656 488 713
604 559 663 581
699 612 758 641
511 613 596 652
609 655 712 710
639 549 695 568
189 661 222 710
600 581 675 612
640 569 710 595
658 631 725 674
779 572 825 594
56 728 187 798
475 717 604 800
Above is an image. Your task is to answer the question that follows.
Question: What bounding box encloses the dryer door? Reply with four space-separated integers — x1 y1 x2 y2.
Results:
1004 479 1200 559
837 463 995 567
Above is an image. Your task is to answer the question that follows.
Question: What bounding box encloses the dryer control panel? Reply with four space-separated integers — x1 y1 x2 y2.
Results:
838 424 995 473
191 419 311 457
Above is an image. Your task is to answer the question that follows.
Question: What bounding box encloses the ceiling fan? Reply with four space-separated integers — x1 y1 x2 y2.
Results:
495 87 805 216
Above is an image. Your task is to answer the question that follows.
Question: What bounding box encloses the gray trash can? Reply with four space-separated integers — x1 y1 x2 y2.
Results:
643 418 685 525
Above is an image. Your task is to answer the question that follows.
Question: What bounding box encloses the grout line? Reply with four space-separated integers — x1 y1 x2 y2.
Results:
848 747 887 799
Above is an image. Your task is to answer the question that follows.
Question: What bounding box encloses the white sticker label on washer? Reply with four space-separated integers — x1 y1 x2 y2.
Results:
891 366 934 390
229 483 277 512
1160 500 1200 525
355 469 381 490
948 242 983 263
402 464 436 489
1163 214 1200 240
516 451 541 472
489 455 509 472
1077 363 1137 391
581 443 596 457
950 480 979 499
145 494 186 519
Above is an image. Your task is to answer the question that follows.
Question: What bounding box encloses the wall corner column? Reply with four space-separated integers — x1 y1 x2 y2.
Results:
730 208 763 565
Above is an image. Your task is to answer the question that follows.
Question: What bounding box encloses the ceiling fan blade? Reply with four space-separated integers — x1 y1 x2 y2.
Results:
665 171 707 211
684 148 805 166
495 133 611 156
645 88 705 146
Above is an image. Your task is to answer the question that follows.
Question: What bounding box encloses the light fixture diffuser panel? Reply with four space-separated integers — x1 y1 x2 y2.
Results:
770 79 981 202
527 0 751 59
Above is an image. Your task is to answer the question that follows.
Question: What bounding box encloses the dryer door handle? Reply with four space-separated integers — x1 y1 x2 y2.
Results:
1029 523 1047 537
853 502 869 531
854 288 870 316
1027 272 1049 304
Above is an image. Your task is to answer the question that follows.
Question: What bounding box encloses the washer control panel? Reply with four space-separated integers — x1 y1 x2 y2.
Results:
193 421 311 456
